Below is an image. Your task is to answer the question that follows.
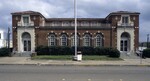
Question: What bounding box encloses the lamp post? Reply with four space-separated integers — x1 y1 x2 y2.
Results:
147 34 149 48
74 0 77 60
7 27 11 56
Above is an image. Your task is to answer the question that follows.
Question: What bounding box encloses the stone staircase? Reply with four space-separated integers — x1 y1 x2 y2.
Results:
12 52 31 57
120 52 140 59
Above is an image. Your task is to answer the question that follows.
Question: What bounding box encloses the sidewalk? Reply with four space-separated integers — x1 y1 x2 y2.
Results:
0 57 150 66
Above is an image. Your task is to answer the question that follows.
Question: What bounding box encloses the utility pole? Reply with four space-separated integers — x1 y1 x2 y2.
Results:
147 34 149 48
7 27 10 56
74 0 77 59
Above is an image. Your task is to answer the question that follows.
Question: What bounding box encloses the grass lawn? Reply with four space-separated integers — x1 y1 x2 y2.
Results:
32 55 122 61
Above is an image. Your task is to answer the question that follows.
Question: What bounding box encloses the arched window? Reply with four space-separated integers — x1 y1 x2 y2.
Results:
71 34 80 46
48 34 56 46
61 34 67 46
95 34 103 47
83 34 91 46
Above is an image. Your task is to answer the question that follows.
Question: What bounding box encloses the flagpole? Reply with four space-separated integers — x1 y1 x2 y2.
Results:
74 0 77 58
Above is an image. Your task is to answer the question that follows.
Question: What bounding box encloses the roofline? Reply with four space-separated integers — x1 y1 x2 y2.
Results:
11 11 46 19
106 11 140 19
45 18 106 21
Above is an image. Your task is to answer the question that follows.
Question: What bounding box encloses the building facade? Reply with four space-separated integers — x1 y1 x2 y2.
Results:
11 11 140 54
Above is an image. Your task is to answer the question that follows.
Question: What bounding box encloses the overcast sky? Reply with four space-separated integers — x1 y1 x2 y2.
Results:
0 0 149 42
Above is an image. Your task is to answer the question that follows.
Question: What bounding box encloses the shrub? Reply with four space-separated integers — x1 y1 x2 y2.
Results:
35 45 49 55
0 47 9 57
143 48 150 58
36 46 72 55
80 46 95 55
49 46 60 55
95 47 111 55
35 46 120 58
108 48 120 58
59 46 72 55
71 46 95 55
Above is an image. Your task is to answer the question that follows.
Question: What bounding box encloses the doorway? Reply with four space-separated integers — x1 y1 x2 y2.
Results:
22 32 31 52
120 32 130 52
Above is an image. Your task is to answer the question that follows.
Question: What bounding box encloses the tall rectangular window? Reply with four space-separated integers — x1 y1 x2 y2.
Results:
23 16 29 26
71 35 79 46
122 16 129 24
83 34 91 46
48 35 56 46
61 34 67 46
96 34 103 47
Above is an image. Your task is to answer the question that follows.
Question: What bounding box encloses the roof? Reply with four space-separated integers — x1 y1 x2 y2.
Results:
11 11 40 14
46 18 105 21
106 11 140 19
11 11 45 18
111 11 140 14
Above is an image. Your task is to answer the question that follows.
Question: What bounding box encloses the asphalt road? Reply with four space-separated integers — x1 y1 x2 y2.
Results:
0 65 149 81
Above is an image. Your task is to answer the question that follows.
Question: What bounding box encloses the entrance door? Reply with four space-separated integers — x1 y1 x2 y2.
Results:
23 40 31 51
120 40 128 51
120 32 130 52
22 32 31 52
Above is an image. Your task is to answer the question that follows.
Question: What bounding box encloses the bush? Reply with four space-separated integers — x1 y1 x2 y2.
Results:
35 45 49 55
35 46 120 58
59 46 72 55
49 46 60 55
143 48 150 58
95 47 111 55
35 46 72 55
108 48 120 58
0 47 9 57
80 46 95 55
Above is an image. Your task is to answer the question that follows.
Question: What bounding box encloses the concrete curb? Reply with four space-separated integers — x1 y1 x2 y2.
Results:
0 63 150 67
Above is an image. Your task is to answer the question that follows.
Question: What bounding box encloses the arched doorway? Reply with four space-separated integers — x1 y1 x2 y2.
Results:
22 32 31 52
120 32 130 52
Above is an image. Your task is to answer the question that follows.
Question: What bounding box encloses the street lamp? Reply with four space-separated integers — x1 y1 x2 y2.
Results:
7 27 11 56
74 0 77 60
147 34 149 48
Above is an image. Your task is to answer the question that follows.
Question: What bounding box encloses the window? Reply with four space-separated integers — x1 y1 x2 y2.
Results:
71 35 79 46
96 34 103 47
53 21 61 26
71 21 75 26
122 16 129 24
91 21 98 26
83 34 91 46
61 34 67 46
81 21 89 26
63 21 70 26
23 16 29 26
48 34 56 46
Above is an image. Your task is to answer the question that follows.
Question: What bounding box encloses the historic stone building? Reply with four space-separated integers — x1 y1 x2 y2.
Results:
11 11 140 55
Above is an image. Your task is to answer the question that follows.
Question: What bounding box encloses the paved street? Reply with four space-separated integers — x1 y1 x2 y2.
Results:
0 65 149 81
